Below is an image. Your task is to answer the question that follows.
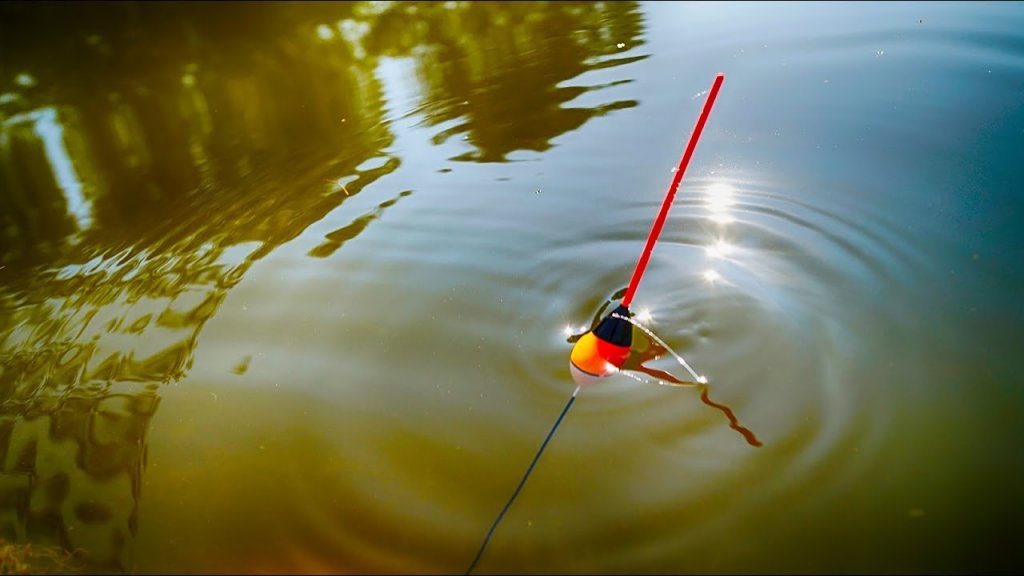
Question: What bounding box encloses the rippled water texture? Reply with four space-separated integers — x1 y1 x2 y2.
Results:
1 1 1022 573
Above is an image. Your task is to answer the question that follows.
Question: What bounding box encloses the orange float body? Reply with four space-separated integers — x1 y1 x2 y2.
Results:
568 304 633 386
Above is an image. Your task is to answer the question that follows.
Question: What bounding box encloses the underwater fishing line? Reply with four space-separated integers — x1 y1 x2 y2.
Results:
464 385 581 575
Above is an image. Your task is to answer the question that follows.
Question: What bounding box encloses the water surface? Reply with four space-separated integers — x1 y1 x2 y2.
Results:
1 1 1022 573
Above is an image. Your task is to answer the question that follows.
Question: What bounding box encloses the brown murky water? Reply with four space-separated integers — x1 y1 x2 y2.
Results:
1 2 1023 573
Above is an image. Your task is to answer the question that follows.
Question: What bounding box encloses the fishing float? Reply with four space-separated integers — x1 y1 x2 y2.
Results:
466 72 725 575
569 72 725 386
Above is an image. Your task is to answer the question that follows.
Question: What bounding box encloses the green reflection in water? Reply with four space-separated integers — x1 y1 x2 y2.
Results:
0 1 649 571
366 0 646 161
1 2 394 570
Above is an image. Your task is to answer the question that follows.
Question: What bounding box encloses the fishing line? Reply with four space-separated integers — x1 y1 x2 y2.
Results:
612 312 706 384
616 367 691 388
465 385 581 575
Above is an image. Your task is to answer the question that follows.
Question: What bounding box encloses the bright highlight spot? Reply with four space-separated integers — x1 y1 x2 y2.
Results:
327 178 351 195
635 308 653 323
703 269 721 283
563 324 587 336
697 375 708 384
14 73 36 88
706 182 735 210
705 182 735 224
705 239 733 259
316 24 335 41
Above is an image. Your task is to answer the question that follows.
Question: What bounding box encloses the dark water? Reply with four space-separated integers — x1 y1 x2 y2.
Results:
1 1 1022 573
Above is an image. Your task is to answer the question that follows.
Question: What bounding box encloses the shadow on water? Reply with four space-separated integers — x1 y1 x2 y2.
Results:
0 1 650 571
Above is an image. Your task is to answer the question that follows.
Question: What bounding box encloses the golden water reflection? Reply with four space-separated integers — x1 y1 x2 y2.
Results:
0 1 649 570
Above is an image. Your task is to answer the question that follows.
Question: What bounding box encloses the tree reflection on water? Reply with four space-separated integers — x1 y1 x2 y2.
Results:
0 1 646 570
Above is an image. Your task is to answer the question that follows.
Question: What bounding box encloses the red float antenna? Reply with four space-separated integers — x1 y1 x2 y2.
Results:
622 73 725 308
